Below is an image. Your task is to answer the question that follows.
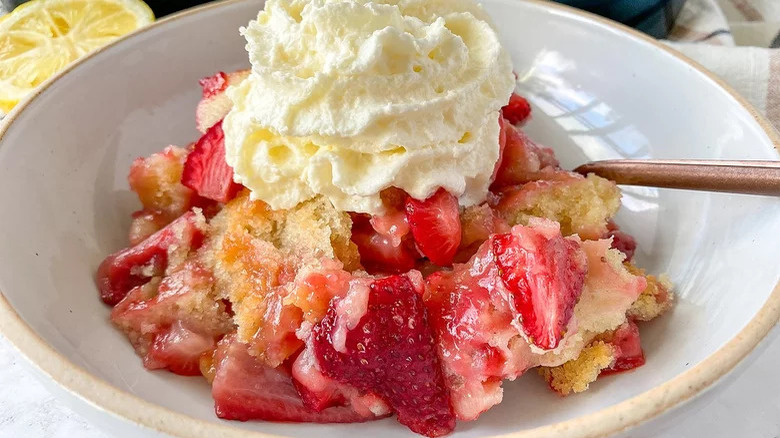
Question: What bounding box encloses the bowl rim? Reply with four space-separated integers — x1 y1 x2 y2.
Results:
0 0 778 437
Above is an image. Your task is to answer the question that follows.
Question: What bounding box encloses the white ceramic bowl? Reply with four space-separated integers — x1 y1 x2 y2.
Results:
0 1 778 437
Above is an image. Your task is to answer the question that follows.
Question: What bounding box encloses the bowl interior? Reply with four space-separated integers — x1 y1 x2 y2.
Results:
0 0 778 437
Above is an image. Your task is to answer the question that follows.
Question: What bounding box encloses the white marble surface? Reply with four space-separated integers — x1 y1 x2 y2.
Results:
1 327 778 438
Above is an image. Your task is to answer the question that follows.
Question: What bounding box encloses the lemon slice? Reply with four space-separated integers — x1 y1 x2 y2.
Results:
0 0 154 113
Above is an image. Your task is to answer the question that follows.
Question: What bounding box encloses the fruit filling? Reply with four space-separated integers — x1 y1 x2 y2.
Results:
95 0 674 436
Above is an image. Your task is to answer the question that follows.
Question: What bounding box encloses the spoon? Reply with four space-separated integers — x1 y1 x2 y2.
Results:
573 159 780 196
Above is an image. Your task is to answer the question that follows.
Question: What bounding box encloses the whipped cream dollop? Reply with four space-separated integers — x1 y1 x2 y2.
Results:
223 0 515 213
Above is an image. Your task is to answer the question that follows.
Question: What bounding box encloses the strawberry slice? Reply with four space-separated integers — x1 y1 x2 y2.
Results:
606 222 638 262
351 215 419 274
292 342 393 417
491 120 560 189
293 378 345 412
212 336 375 423
601 320 645 375
111 260 233 376
313 275 455 437
404 188 461 266
424 268 513 420
369 210 410 247
181 121 243 203
491 116 509 183
501 93 532 125
96 211 205 305
492 222 588 350
128 209 171 245
199 72 228 99
196 70 250 133
291 346 350 413
146 321 216 376
608 230 637 262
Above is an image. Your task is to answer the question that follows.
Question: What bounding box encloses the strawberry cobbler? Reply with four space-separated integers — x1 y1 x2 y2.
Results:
96 0 673 436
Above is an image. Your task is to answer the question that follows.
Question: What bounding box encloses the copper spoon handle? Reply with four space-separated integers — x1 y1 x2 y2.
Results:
573 159 780 196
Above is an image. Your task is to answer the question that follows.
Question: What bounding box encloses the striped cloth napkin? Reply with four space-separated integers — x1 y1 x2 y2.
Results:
668 0 780 131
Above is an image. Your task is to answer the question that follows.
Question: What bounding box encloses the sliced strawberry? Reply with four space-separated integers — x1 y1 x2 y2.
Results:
291 345 348 412
491 120 560 189
369 209 410 247
424 268 513 420
405 188 462 266
146 321 216 376
97 211 205 305
111 260 233 376
492 221 588 350
128 209 171 246
422 221 588 419
351 220 419 274
606 222 637 262
491 115 509 183
608 230 637 262
424 220 643 419
212 336 375 423
293 378 344 412
199 72 228 99
313 275 455 437
181 121 243 203
601 320 645 375
350 206 415 273
501 93 532 125
196 70 250 133
292 341 393 417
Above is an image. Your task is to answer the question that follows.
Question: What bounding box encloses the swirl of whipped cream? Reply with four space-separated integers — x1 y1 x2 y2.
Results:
223 0 515 213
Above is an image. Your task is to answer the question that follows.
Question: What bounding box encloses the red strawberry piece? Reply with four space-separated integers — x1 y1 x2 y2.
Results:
601 320 645 375
369 209 410 246
199 72 228 99
351 220 419 274
491 120 560 189
97 211 205 305
196 70 250 133
111 260 233 375
291 346 346 412
181 121 243 203
212 336 375 423
424 269 513 420
405 188 462 266
606 223 637 262
501 93 532 125
146 321 216 376
292 343 393 417
312 275 455 437
293 378 345 412
491 115 509 183
492 223 587 350
128 210 171 246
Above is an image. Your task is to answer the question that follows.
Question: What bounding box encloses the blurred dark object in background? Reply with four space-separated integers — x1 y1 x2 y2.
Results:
1 0 214 16
554 0 686 38
1 0 25 9
140 0 215 17
2 0 684 39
